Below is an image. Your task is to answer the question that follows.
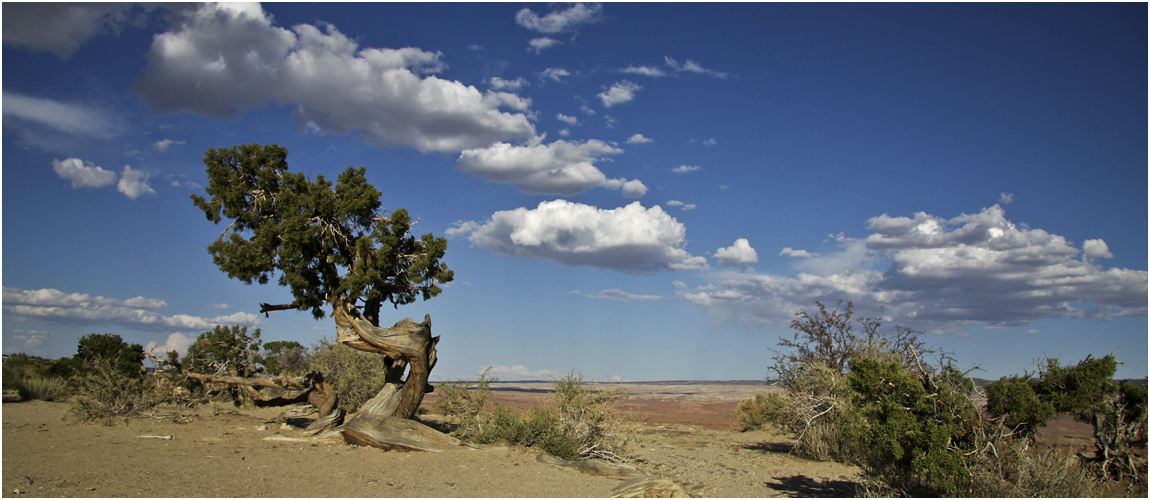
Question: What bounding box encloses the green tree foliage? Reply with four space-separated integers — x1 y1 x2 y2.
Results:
76 333 146 378
844 358 979 497
262 340 309 376
985 375 1056 436
182 325 264 378
190 143 453 327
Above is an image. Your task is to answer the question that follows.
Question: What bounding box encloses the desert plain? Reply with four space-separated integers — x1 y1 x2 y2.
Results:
2 380 1101 497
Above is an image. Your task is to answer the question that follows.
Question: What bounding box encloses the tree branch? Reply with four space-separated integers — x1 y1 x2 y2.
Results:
259 302 302 317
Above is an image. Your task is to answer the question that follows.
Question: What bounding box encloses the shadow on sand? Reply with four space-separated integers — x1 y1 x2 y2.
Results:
764 474 859 498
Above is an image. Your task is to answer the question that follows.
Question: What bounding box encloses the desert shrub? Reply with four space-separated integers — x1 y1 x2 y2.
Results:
476 405 583 460
17 376 72 401
68 357 161 425
2 354 73 400
735 393 786 430
760 301 931 463
439 371 631 462
182 326 263 377
181 325 264 404
307 338 388 411
962 439 1100 497
987 354 1147 485
552 373 630 462
985 375 1056 437
436 368 496 437
842 358 979 497
262 340 309 376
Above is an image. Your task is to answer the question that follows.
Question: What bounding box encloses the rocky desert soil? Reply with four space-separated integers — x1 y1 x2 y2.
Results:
0 380 1112 498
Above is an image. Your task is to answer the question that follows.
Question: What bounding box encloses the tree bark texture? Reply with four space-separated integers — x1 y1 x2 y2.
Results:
331 301 438 421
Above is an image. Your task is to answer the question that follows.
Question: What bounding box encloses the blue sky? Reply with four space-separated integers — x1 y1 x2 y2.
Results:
3 3 1146 382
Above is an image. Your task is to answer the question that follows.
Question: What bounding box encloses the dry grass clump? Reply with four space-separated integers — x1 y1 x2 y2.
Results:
437 371 632 462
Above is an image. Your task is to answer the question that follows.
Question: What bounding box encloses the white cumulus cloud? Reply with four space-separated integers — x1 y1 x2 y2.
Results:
598 80 641 108
131 3 534 153
450 200 708 274
715 238 759 266
557 113 579 126
117 165 156 200
625 133 652 144
145 332 194 358
458 138 642 196
679 205 1147 331
52 158 117 188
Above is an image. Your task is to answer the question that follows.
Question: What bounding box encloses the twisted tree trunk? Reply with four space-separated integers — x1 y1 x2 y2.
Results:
174 305 454 451
331 300 438 421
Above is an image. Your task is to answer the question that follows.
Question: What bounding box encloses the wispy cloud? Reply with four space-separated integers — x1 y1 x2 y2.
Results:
540 67 571 82
572 289 666 301
515 3 604 34
528 37 561 54
152 138 185 152
2 3 139 59
664 56 728 79
3 287 261 332
672 165 701 173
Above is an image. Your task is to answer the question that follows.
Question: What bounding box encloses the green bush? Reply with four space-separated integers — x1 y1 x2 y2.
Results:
985 375 1056 437
307 339 388 411
735 393 786 430
842 358 979 497
476 405 583 460
76 333 146 378
262 340 309 376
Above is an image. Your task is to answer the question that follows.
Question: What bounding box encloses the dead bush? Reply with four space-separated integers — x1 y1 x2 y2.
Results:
68 358 161 425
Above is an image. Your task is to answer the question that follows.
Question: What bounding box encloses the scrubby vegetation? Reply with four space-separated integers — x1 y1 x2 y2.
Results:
738 300 1148 497
437 371 632 462
306 338 389 412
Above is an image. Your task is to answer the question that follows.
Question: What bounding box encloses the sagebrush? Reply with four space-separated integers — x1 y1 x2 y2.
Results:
438 371 632 462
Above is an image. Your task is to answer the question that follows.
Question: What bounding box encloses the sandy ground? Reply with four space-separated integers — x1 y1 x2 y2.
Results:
2 382 862 498
0 381 1121 498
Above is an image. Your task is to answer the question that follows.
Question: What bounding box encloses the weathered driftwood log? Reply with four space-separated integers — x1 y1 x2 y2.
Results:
343 416 472 452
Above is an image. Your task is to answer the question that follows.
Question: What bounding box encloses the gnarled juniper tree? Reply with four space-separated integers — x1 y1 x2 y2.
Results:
190 143 453 425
